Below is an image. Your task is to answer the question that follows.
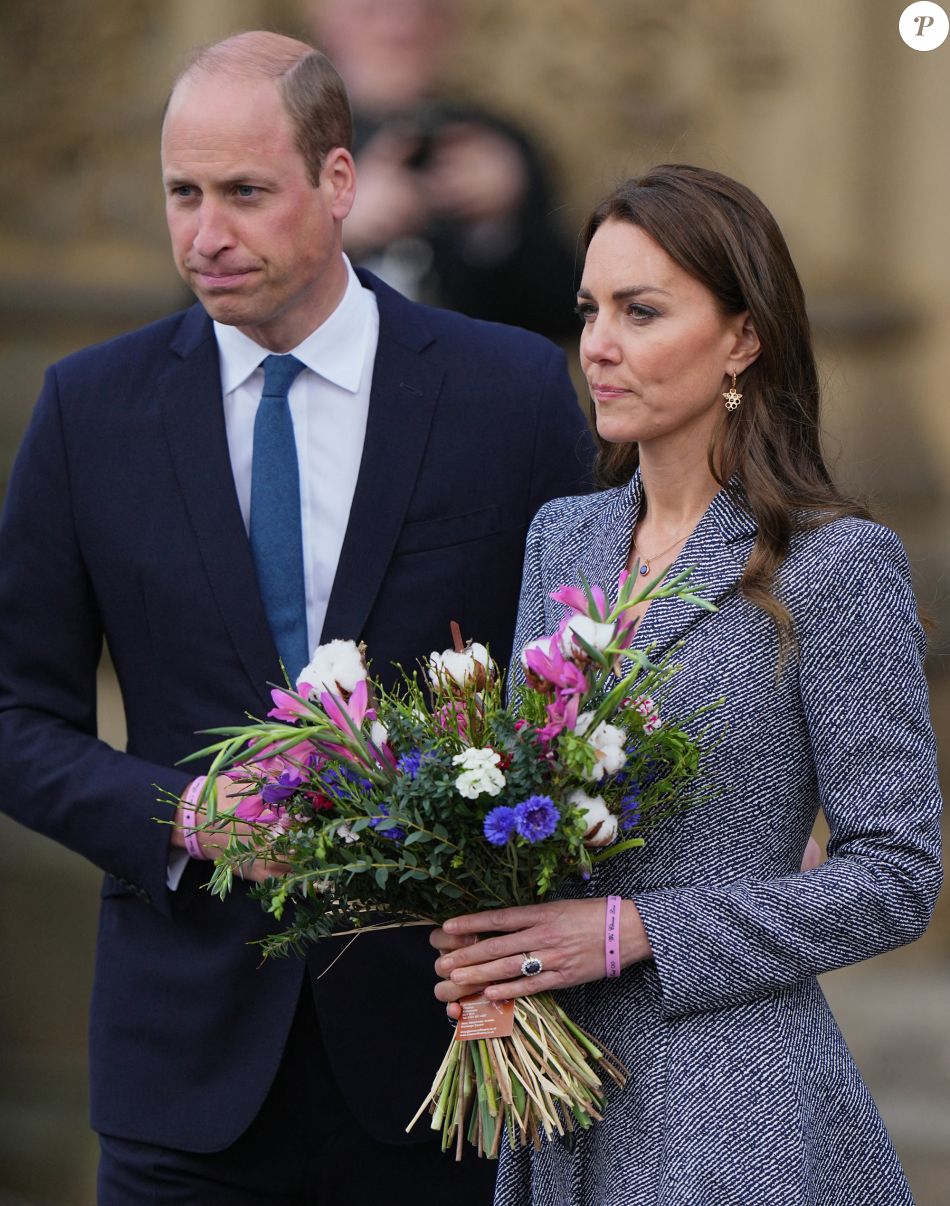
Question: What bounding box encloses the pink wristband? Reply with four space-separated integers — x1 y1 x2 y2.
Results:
604 895 621 978
181 775 209 861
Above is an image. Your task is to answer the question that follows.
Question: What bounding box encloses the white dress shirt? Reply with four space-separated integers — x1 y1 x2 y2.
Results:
170 257 379 887
214 256 380 652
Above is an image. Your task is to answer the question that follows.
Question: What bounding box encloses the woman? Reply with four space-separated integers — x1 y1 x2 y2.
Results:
430 165 942 1205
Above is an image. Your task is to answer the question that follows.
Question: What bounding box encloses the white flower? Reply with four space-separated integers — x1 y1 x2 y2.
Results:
451 746 506 799
428 642 495 690
297 639 367 698
575 712 627 780
311 876 333 894
334 822 360 845
568 788 619 848
370 719 389 748
632 694 661 735
560 615 615 657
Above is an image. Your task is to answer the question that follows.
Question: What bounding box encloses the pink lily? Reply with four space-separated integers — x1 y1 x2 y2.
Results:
536 692 582 743
268 683 315 722
319 678 375 734
523 633 590 698
550 582 608 620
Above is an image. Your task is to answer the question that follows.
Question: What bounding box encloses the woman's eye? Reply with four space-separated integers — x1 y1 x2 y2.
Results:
574 303 597 323
627 304 658 321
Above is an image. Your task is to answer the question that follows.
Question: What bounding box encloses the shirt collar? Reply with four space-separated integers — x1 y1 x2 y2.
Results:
213 256 376 396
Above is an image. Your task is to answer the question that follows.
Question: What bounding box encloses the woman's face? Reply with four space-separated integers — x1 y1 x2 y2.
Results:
577 218 754 452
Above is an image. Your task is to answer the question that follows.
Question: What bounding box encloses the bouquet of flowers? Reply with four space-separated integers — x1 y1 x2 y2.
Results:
183 568 717 1158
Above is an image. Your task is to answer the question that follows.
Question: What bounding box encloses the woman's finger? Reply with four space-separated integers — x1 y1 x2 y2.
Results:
442 903 553 936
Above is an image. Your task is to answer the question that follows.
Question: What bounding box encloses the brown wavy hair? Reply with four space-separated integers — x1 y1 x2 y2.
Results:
583 164 871 649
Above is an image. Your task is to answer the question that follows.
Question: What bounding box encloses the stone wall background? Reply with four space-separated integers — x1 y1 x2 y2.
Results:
0 2 947 1202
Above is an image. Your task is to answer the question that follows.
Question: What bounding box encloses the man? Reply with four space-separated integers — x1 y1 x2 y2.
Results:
0 32 591 1206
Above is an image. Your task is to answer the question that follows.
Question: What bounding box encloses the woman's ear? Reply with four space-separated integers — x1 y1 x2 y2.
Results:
728 312 761 375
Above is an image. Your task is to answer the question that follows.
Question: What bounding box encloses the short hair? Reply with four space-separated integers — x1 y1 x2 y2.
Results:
169 31 352 185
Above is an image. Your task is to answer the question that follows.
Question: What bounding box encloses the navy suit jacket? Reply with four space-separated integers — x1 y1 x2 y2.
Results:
0 271 592 1150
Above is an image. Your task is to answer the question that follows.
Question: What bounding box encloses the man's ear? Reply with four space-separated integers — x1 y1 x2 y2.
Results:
322 147 357 221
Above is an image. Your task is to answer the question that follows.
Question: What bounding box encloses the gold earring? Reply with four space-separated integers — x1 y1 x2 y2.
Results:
723 372 742 411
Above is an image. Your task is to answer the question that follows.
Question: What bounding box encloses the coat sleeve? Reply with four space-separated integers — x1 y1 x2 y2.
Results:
0 367 191 917
632 522 943 1019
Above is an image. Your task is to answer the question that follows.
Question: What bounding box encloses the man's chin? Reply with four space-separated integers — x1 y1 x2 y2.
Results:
193 293 254 326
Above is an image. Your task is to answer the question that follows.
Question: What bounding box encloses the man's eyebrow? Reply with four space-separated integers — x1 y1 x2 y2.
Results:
576 285 673 300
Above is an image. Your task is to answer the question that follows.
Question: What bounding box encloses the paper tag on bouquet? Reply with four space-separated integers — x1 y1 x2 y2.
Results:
455 992 515 1041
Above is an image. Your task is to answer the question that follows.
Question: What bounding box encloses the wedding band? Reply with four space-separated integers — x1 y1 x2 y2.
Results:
520 954 543 977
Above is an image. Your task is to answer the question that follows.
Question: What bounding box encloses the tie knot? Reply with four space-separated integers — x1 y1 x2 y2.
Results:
261 354 306 399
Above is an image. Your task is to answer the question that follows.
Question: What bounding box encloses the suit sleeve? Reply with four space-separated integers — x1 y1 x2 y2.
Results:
632 523 943 1018
526 344 593 516
0 368 191 917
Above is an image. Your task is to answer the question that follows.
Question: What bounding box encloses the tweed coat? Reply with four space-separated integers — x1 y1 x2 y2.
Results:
494 472 942 1206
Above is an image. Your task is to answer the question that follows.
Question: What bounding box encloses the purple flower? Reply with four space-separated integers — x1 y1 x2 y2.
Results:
483 806 518 846
514 795 559 843
260 768 306 805
397 749 424 780
322 766 373 800
619 781 642 830
370 805 406 843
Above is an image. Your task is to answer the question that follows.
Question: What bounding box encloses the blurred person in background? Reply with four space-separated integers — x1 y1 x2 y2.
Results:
307 0 579 341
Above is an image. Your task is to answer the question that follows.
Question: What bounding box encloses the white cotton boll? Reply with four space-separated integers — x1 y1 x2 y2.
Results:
297 639 367 697
568 788 619 848
560 615 615 656
575 714 627 781
428 642 495 689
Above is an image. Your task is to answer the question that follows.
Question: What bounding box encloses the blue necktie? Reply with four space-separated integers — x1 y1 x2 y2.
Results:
250 354 309 681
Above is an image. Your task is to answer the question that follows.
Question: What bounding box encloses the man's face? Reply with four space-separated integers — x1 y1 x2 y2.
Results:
162 72 355 351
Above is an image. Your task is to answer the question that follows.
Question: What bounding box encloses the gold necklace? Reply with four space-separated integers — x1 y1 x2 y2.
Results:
632 525 693 578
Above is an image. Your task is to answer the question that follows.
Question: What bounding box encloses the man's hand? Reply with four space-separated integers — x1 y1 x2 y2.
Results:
171 776 288 882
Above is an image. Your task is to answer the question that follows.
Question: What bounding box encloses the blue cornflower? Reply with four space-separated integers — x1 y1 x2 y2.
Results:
483 805 518 846
370 805 406 843
513 795 559 843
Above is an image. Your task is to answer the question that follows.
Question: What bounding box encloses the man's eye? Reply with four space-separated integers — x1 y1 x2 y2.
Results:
235 185 257 198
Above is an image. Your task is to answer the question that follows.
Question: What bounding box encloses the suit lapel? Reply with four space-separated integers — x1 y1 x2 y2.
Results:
320 275 443 643
159 306 277 712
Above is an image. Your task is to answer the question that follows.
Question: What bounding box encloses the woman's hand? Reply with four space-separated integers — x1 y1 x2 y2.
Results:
431 897 652 1006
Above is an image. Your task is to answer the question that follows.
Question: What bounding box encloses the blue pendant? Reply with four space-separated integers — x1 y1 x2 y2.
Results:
639 562 649 576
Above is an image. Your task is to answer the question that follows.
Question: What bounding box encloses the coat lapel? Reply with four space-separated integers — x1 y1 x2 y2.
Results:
631 475 757 656
159 306 277 713
320 273 443 644
558 470 756 655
